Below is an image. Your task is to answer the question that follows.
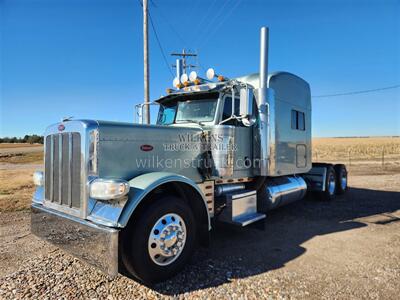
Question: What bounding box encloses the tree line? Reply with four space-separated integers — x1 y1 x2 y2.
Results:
0 135 44 144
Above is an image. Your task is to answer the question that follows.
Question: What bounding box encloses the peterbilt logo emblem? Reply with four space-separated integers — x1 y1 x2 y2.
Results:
58 124 65 131
140 144 153 152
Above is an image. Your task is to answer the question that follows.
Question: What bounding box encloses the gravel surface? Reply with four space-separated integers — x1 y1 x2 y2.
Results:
0 172 399 299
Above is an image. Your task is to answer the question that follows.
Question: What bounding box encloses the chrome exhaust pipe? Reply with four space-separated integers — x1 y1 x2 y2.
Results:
259 27 269 89
215 183 246 197
176 58 183 83
257 27 274 176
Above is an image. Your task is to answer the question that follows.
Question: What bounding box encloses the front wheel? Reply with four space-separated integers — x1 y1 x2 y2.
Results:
121 196 197 284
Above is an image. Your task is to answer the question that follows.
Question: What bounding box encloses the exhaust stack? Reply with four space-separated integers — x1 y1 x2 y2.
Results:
257 26 274 176
259 27 269 89
176 59 183 83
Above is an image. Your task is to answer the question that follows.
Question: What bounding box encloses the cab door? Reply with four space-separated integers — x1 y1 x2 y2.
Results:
220 96 253 177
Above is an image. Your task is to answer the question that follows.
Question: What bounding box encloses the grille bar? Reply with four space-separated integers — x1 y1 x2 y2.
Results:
58 134 62 204
45 133 81 209
50 136 54 201
68 132 72 207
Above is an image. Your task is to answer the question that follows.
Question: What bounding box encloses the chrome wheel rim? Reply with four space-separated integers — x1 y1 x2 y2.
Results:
341 173 347 190
148 213 186 266
328 173 336 195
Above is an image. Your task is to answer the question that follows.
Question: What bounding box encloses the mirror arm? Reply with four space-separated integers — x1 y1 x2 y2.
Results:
231 87 235 118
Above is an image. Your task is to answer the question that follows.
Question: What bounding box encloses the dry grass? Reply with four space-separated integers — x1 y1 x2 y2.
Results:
0 145 43 212
313 137 400 160
0 152 43 164
0 143 42 149
0 169 36 212
312 137 400 175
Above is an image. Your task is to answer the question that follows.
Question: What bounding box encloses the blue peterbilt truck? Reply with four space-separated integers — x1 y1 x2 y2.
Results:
31 27 348 283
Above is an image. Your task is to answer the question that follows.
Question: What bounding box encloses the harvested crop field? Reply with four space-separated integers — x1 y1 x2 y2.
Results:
313 137 400 165
0 139 399 299
0 143 43 165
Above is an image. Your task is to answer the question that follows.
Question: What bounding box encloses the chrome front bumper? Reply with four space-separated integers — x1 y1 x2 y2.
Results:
31 203 119 277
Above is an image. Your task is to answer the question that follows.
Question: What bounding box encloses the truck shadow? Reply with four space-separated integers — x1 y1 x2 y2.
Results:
153 187 400 295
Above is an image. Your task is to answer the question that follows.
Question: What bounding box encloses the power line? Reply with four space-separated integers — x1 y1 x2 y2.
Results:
192 0 233 47
138 0 174 78
198 0 243 49
150 0 212 75
151 1 187 47
313 84 400 98
186 0 203 28
191 0 218 41
149 12 175 77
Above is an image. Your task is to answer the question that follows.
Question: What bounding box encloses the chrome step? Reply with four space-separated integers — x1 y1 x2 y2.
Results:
218 190 266 227
231 212 266 227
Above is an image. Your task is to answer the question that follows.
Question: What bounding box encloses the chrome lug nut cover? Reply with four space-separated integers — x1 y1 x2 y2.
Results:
148 213 187 266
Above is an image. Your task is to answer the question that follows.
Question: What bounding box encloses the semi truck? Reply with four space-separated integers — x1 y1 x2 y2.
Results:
31 27 348 284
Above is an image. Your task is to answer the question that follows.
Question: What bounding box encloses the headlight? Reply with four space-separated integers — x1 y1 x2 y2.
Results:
89 178 130 200
33 171 44 186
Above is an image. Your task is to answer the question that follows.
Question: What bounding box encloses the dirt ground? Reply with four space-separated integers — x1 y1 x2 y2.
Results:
0 142 399 299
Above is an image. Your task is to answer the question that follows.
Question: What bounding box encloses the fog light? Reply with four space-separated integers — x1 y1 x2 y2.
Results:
33 171 44 186
89 179 130 200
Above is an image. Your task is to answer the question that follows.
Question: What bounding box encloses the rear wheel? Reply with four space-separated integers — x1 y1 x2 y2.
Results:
334 164 348 194
318 166 336 201
121 196 197 284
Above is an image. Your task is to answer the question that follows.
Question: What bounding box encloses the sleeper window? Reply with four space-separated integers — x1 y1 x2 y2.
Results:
291 110 305 131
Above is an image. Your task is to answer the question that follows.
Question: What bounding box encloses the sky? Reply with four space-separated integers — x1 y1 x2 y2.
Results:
1 0 399 137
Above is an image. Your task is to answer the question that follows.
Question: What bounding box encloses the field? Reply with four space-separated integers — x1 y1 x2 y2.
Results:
313 137 400 170
0 139 399 299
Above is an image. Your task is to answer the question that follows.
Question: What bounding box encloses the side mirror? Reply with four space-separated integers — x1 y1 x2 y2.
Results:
239 88 255 126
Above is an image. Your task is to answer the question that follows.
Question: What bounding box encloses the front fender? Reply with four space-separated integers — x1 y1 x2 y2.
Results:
118 172 210 228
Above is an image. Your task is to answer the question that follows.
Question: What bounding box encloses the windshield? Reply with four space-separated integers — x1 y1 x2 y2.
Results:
176 99 217 123
157 94 218 125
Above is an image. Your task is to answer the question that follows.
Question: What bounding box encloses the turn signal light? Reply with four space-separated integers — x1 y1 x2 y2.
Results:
33 171 44 186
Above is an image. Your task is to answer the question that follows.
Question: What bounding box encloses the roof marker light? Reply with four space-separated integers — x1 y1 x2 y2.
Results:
206 68 228 82
206 68 215 80
180 73 188 83
189 71 198 82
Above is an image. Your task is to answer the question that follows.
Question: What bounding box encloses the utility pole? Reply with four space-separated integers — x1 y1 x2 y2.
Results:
143 0 150 124
171 50 197 76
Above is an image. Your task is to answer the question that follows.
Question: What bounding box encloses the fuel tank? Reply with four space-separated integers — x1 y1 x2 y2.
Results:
260 176 307 211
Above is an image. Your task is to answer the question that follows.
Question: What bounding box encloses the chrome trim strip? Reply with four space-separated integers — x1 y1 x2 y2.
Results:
50 135 54 200
68 132 72 207
268 88 276 175
42 200 82 217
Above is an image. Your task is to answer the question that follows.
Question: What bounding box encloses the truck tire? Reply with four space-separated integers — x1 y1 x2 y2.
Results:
318 166 336 201
334 164 348 194
121 196 197 284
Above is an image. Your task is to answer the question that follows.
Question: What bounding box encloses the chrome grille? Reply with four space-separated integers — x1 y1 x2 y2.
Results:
45 133 81 208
